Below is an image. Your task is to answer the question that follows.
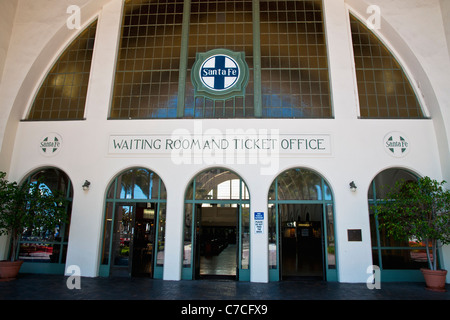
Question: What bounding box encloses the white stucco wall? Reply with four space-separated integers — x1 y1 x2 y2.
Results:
0 0 18 84
0 0 449 283
442 0 450 57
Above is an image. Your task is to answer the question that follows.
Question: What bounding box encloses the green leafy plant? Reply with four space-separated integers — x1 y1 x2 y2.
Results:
0 172 68 262
375 176 450 271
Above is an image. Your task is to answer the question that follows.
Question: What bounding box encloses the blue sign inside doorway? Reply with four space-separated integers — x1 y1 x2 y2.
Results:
254 212 264 234
254 212 264 220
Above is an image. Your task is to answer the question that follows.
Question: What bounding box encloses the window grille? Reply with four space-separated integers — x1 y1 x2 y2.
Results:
110 0 184 119
27 21 97 120
111 0 332 119
260 0 331 118
350 15 424 119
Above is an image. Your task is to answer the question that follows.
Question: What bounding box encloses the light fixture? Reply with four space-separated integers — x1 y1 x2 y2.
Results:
349 181 357 192
82 180 91 191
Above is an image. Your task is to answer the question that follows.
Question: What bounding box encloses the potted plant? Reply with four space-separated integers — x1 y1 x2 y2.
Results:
0 172 68 281
375 176 450 292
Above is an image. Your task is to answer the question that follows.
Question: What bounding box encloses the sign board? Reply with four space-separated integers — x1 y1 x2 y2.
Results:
39 133 62 157
199 54 240 91
191 49 249 99
254 212 264 234
108 134 332 155
347 229 362 242
383 131 410 158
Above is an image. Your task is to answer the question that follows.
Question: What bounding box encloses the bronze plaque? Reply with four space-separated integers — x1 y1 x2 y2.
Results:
347 229 362 242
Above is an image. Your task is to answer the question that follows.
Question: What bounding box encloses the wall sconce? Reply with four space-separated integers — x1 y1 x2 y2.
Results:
349 181 357 192
82 180 91 191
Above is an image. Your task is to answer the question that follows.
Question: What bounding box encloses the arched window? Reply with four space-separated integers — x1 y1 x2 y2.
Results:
27 21 98 120
268 168 335 281
368 168 434 281
17 168 73 274
182 168 250 280
111 0 331 119
350 15 424 119
100 168 167 278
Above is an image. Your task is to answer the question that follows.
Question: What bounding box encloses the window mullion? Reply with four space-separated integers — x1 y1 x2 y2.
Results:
176 0 192 117
252 0 262 117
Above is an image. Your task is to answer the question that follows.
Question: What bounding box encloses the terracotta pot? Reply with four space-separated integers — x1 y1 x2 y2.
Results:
0 260 23 282
420 268 448 292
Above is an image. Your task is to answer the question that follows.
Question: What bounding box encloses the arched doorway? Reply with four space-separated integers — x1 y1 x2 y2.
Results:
17 168 73 274
368 168 434 281
182 168 250 281
100 168 167 278
268 168 336 281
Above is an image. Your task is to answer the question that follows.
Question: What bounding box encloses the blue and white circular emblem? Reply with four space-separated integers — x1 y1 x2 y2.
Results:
192 49 249 99
199 54 240 91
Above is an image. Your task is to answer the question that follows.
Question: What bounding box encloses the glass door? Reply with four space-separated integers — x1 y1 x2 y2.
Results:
110 204 134 277
101 168 167 278
131 203 156 277
182 168 250 281
268 169 336 281
279 204 324 279
110 202 157 277
194 205 239 280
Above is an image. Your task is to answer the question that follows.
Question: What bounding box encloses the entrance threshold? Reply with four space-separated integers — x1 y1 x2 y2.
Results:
199 275 237 281
282 276 323 281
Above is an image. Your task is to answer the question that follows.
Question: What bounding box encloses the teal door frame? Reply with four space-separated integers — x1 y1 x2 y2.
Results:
99 176 166 278
368 172 437 282
182 177 250 281
18 169 73 275
268 176 337 281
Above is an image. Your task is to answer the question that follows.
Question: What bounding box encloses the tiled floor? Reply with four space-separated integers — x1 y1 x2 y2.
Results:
0 273 448 301
200 244 237 277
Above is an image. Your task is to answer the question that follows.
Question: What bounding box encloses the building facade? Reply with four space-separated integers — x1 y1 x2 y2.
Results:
0 0 449 283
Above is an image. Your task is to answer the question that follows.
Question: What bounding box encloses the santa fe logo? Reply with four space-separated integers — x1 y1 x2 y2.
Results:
192 49 249 99
200 55 239 91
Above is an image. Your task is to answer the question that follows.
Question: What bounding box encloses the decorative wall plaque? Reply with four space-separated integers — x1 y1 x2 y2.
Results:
191 49 249 99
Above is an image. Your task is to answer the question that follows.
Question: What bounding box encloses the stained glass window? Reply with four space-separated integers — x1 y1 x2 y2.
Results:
350 15 424 118
260 0 331 118
111 0 332 119
27 21 97 120
110 0 184 119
